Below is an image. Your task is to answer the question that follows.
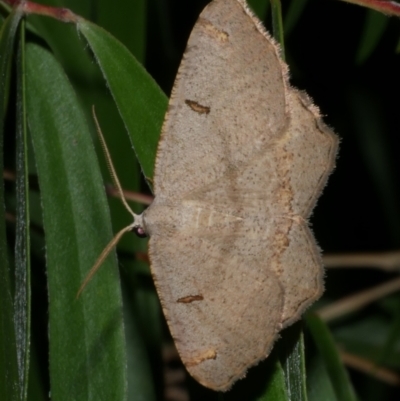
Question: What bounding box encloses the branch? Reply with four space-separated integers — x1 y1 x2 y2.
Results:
340 350 400 386
339 0 400 17
3 0 79 23
324 251 400 272
317 276 400 322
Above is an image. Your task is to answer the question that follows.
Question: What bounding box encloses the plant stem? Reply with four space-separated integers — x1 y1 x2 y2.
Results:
2 0 78 23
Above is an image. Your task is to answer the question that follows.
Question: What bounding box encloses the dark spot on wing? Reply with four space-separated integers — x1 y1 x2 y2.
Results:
177 294 204 303
185 99 211 114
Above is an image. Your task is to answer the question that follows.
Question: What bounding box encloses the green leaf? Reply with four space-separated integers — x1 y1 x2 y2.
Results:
96 0 147 63
26 43 127 401
213 349 290 401
333 315 400 369
270 0 285 59
256 358 288 401
122 274 157 401
377 310 400 368
0 8 23 401
14 21 31 401
247 0 269 20
284 0 310 36
28 1 146 253
279 322 308 401
77 19 168 184
356 10 388 64
307 353 337 401
306 315 358 401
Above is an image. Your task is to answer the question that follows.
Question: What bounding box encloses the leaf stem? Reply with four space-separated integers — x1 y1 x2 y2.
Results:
2 0 79 23
340 351 400 386
340 0 400 17
324 250 400 272
317 277 400 322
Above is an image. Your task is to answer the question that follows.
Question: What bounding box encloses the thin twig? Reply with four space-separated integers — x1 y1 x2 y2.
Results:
317 277 400 322
4 0 79 22
324 251 400 272
164 388 189 401
340 350 400 386
105 184 153 206
3 169 16 181
339 0 400 17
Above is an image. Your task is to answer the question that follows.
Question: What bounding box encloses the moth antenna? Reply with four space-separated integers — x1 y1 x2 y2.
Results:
76 222 136 299
77 107 145 297
92 105 137 219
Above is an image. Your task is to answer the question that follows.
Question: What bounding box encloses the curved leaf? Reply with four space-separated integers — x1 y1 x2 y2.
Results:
306 315 358 401
247 0 270 20
307 353 337 401
356 10 388 64
284 0 310 36
26 42 127 401
77 19 168 184
15 21 31 401
0 8 23 401
96 0 147 63
279 322 308 401
256 358 289 401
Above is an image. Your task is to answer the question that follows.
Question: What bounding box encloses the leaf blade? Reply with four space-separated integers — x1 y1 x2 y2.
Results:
0 8 24 401
15 20 31 401
26 42 127 401
279 322 308 401
78 19 168 184
306 314 358 401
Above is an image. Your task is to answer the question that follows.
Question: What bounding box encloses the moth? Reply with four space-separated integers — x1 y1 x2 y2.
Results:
81 0 338 391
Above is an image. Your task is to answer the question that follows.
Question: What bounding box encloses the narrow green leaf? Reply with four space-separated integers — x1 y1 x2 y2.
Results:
26 0 95 81
270 0 285 59
306 315 358 401
377 311 400 367
279 322 308 401
333 315 400 369
78 19 168 184
247 0 270 20
26 43 127 401
1 8 22 114
96 0 147 63
307 353 337 401
256 357 289 401
14 21 31 401
122 277 157 401
27 2 146 253
284 0 310 36
0 8 23 401
80 1 148 254
356 10 388 64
